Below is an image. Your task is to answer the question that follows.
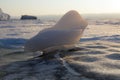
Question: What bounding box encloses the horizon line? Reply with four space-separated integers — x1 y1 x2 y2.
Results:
11 13 120 17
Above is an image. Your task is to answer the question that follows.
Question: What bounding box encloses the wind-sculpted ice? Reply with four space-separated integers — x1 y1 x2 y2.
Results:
0 8 10 21
25 10 88 52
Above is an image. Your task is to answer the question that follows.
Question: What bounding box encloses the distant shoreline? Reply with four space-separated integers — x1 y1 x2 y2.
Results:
11 13 120 19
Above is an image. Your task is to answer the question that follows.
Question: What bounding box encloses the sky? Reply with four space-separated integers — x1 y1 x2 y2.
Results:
0 0 120 16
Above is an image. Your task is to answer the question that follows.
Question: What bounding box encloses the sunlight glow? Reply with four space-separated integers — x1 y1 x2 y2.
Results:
0 0 120 16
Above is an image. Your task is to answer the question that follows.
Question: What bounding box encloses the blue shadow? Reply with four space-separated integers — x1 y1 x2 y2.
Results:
0 38 28 49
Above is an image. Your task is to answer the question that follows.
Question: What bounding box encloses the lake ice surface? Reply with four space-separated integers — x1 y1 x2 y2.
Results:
0 19 120 49
0 17 120 80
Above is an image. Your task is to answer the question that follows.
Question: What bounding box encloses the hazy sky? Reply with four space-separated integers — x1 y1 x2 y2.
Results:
0 0 120 16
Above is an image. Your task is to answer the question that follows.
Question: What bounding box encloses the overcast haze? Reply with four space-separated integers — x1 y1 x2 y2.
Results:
0 0 120 16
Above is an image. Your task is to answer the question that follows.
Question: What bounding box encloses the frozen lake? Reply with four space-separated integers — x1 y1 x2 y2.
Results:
0 17 120 80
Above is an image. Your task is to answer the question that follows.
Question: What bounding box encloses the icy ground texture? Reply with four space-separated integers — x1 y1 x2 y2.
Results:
0 41 120 80
0 20 120 49
63 41 120 80
0 20 53 48
0 19 120 80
